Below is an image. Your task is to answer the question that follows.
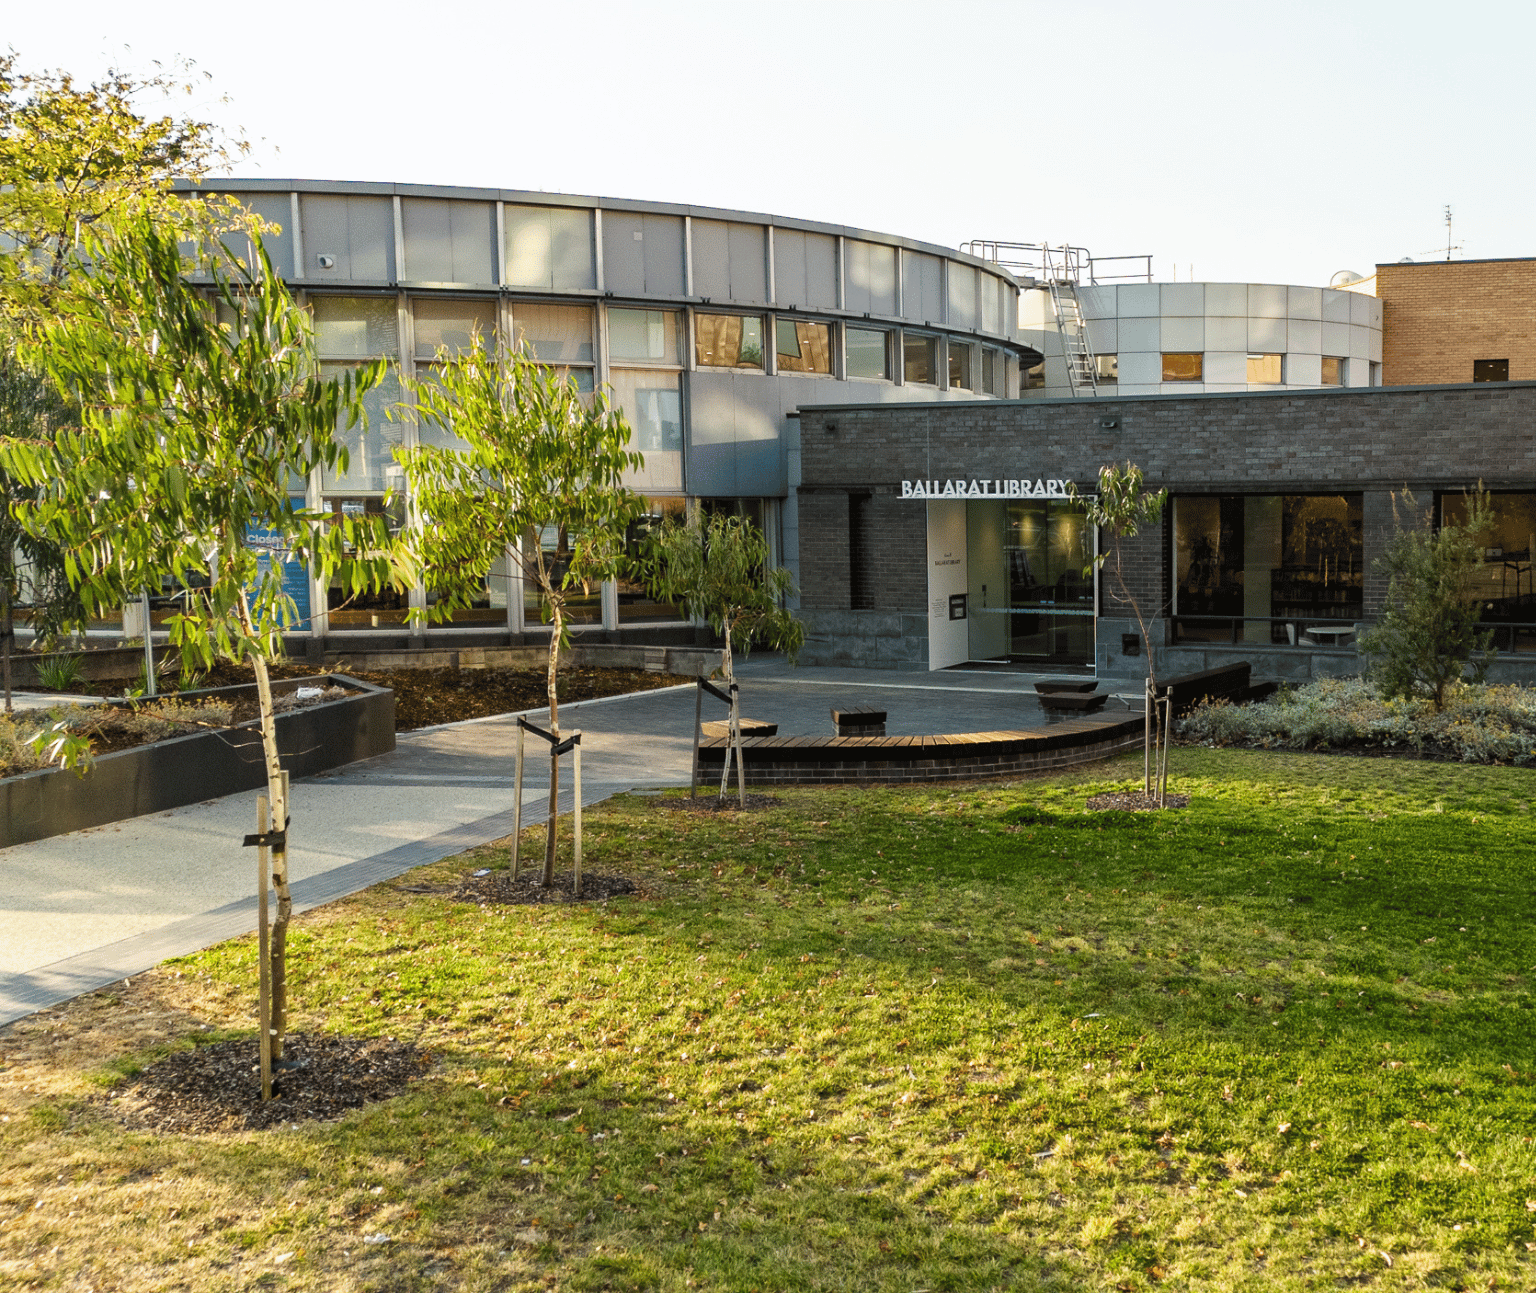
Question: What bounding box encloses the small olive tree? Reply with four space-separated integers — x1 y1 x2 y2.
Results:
637 511 804 801
1068 462 1168 799
394 342 644 885
0 213 393 1075
1359 489 1496 711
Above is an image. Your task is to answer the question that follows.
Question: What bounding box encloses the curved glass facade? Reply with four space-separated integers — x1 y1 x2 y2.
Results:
190 180 1035 637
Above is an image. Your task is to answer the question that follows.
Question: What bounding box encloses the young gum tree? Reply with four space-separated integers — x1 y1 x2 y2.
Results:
393 340 644 885
1068 462 1168 798
637 511 804 801
0 212 393 1066
1359 488 1496 711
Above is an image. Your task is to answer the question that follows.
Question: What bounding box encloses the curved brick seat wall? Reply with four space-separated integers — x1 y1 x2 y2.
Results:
696 714 1144 785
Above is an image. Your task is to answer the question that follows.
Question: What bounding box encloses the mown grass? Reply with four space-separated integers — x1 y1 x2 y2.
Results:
3 749 1536 1291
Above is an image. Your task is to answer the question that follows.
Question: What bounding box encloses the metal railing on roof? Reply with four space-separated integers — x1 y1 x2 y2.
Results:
961 241 1153 286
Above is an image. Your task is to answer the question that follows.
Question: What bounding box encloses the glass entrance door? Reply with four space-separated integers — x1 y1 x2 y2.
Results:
967 498 1094 667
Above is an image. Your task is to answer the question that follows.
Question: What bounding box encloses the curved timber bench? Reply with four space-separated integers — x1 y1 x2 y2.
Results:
696 713 1144 786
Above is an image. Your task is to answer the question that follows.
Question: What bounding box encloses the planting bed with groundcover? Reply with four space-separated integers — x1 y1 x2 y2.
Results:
57 661 692 732
2 749 1535 1291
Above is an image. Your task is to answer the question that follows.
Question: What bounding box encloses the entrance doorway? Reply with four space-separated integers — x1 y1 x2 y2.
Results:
926 498 1095 670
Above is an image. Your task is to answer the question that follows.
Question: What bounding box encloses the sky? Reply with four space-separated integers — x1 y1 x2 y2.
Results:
6 0 1530 287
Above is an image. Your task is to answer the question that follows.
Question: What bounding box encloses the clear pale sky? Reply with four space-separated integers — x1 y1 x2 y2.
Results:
6 0 1526 287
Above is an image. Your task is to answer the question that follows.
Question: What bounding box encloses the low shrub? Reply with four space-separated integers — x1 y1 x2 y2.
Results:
1179 676 1536 764
0 699 236 777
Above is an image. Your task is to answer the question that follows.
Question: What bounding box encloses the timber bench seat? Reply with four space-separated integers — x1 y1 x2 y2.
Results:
696 713 1143 785
700 718 778 739
1036 690 1108 713
1033 679 1098 695
831 705 887 736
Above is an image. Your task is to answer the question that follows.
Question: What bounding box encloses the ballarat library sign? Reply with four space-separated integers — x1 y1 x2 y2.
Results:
901 478 1072 499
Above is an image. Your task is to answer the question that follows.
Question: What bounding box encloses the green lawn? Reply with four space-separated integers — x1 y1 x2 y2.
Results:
4 749 1536 1291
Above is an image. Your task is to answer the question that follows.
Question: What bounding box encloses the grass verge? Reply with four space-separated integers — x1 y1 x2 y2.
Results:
3 749 1535 1291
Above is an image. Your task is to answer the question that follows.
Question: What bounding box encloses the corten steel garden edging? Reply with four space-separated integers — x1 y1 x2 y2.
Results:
695 714 1145 786
0 675 394 849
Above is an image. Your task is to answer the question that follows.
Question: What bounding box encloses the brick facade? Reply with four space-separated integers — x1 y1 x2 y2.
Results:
794 383 1536 674
1377 259 1536 386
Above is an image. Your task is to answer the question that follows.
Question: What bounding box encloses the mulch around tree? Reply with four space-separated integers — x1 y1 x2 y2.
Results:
658 792 784 813
1084 790 1192 812
103 1033 429 1134
63 662 693 733
448 867 640 906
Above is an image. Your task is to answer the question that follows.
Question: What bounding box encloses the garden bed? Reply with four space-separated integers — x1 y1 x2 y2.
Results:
1179 676 1536 763
0 674 394 849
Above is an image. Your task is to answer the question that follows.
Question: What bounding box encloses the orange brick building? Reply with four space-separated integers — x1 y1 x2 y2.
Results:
1376 257 1536 386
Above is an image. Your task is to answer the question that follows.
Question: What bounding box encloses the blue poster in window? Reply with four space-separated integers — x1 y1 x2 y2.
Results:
246 501 312 630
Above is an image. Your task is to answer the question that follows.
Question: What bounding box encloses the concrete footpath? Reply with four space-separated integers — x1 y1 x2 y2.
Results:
0 663 1138 1025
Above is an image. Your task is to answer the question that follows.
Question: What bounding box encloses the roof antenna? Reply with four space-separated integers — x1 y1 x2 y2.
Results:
1445 205 1453 261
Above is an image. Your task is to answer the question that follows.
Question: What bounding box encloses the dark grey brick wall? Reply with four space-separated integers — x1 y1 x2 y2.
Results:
795 383 1536 671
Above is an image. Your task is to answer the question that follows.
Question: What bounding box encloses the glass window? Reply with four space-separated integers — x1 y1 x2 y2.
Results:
775 319 832 375
1320 356 1345 386
903 333 938 385
695 314 764 369
1023 361 1045 390
322 495 409 629
524 525 602 625
1174 494 1363 644
617 497 688 623
608 369 682 493
1474 358 1509 382
1163 352 1203 382
1440 492 1536 628
311 296 398 358
510 303 594 364
846 327 890 380
413 299 495 360
1094 354 1118 384
964 499 1094 666
319 364 404 493
1370 361 1382 386
609 308 681 365
1247 353 1283 384
981 348 998 395
948 341 973 390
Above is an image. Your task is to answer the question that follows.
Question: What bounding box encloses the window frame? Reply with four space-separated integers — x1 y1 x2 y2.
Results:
845 325 892 382
1162 352 1204 382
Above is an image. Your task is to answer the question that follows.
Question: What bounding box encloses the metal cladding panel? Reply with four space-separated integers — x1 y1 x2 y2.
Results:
845 240 897 316
602 211 646 295
948 262 978 329
229 192 294 279
691 219 730 301
604 211 685 297
727 223 767 303
396 196 491 282
685 371 788 496
301 194 394 281
643 214 686 296
902 250 943 323
401 197 494 284
774 229 837 310
504 205 595 291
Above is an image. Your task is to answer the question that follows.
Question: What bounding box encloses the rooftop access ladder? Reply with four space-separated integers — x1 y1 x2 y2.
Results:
960 242 1153 398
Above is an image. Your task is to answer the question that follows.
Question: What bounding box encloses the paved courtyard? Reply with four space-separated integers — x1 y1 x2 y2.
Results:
0 662 1141 1024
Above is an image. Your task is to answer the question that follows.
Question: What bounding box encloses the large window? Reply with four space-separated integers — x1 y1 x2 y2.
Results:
903 333 938 385
695 313 764 369
775 318 832 375
321 495 409 628
1247 353 1283 384
609 308 681 365
1094 354 1118 385
981 348 999 395
1175 494 1363 644
1474 358 1509 383
948 340 973 390
846 327 890 380
511 302 594 391
1441 491 1536 644
616 497 688 623
609 308 683 494
1320 356 1345 386
413 299 495 359
312 297 402 495
1163 352 1203 382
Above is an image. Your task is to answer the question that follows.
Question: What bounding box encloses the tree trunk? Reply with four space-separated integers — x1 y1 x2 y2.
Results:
1 542 13 715
240 603 290 1064
717 622 735 802
543 597 562 887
